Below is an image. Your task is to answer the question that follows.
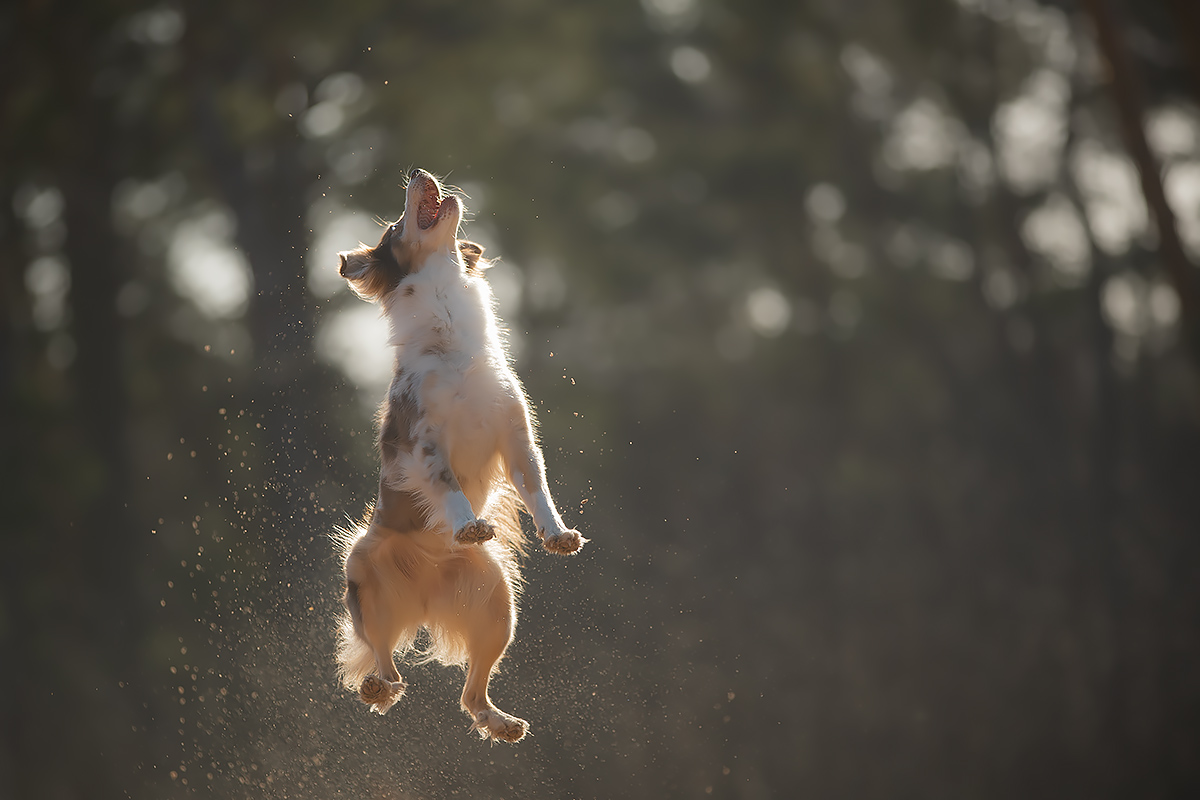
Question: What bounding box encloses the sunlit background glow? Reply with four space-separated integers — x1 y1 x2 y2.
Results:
8 0 1200 798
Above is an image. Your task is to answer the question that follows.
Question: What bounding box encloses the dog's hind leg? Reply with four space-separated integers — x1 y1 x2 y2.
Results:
351 577 408 714
458 570 528 742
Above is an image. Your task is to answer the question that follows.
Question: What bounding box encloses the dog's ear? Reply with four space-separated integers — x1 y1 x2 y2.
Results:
339 245 400 302
458 240 489 272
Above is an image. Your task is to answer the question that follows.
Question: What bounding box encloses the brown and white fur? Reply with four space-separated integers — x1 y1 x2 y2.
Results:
334 169 585 743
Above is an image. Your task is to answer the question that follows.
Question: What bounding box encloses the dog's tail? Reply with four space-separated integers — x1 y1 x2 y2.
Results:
332 521 377 691
336 578 378 691
336 619 378 691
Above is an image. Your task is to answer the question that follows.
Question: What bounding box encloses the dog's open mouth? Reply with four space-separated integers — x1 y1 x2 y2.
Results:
416 176 445 230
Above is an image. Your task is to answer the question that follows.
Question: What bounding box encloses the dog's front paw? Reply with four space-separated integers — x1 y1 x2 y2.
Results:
454 518 497 545
542 528 586 555
360 674 406 714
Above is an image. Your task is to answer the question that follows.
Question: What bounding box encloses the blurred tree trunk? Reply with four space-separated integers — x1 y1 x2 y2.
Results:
0 182 30 800
1167 0 1200 104
1062 104 1121 538
1 6 151 797
62 170 134 580
1081 0 1200 373
945 12 1070 483
1062 108 1134 781
181 3 326 577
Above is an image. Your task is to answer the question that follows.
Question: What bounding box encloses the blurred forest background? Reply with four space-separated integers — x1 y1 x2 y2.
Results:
4 0 1200 797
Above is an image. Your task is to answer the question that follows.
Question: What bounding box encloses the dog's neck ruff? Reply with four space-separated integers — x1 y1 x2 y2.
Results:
383 246 499 364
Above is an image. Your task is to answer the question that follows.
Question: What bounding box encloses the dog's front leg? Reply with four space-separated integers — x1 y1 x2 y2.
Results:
410 437 496 545
502 407 586 555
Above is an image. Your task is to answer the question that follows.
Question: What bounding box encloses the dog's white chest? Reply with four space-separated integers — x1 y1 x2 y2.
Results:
387 267 512 486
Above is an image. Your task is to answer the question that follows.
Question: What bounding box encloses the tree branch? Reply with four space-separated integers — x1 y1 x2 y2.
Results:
1080 0 1200 372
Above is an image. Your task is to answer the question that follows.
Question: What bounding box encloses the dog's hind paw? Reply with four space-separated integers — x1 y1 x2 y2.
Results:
454 518 497 545
359 674 406 714
542 528 586 555
470 708 529 743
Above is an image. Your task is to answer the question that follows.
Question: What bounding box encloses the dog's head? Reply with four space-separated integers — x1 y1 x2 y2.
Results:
337 168 487 302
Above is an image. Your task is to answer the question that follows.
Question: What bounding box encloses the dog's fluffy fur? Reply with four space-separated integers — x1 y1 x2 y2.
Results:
333 169 585 743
